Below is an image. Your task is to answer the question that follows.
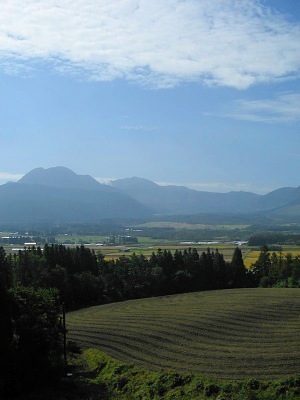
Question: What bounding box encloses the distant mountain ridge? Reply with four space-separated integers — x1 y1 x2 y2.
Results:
0 166 299 224
111 176 300 216
18 166 111 192
0 167 152 223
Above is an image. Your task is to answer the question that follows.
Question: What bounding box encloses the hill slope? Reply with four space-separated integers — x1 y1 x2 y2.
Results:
1 167 300 223
0 167 152 223
67 288 300 380
111 177 300 216
111 177 260 214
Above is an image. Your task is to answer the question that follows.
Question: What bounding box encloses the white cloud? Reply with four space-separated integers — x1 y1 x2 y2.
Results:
222 92 300 123
0 0 299 89
120 125 159 131
95 177 115 185
0 172 23 184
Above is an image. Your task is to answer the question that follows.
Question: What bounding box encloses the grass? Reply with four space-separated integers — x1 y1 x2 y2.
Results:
67 288 300 381
65 348 300 400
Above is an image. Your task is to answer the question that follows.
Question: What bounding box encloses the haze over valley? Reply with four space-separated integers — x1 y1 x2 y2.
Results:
1 166 300 225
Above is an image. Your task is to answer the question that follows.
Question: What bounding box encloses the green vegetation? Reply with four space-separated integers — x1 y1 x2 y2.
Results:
67 288 300 380
0 285 64 397
2 216 300 247
248 232 300 246
2 242 299 310
1 244 251 310
252 245 300 287
0 245 65 397
68 348 300 400
1 237 299 398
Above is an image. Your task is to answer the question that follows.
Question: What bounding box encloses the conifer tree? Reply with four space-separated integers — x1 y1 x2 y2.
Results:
231 247 246 287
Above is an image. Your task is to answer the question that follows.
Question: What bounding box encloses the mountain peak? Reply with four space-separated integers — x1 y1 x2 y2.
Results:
18 166 103 191
112 176 159 189
19 166 76 180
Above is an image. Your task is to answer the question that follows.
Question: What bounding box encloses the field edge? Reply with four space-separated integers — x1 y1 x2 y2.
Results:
67 347 300 400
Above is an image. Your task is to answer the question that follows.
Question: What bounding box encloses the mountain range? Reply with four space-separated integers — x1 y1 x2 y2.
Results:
0 166 300 224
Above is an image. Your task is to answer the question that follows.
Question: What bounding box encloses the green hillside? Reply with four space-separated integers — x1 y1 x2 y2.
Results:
67 288 300 380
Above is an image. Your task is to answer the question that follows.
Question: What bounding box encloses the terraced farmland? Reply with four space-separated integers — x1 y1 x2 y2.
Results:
67 288 300 380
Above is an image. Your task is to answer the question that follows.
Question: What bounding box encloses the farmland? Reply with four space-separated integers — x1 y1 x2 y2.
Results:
67 288 300 380
2 218 300 269
83 243 247 262
3 239 300 269
243 247 300 268
92 244 300 267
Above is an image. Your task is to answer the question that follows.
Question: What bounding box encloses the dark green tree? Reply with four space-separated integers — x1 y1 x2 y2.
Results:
213 249 228 288
252 246 271 286
230 247 246 287
10 287 63 391
0 247 14 397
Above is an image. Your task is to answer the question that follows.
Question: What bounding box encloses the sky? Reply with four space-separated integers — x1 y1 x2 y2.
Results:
0 0 300 194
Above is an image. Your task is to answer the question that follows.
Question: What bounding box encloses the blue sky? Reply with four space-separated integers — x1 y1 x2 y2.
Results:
0 0 299 194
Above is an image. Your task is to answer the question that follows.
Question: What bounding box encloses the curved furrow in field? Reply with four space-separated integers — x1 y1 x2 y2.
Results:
69 326 300 366
69 314 300 346
69 308 300 336
68 320 300 349
68 317 300 354
67 288 300 379
69 328 300 373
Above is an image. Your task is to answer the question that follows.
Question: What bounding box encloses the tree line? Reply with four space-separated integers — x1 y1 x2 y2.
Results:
2 244 300 310
0 246 63 397
248 232 300 246
2 244 250 309
251 245 300 287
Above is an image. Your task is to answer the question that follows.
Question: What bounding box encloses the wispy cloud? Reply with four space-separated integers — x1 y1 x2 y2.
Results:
221 92 300 123
0 172 23 183
0 0 299 89
95 177 115 185
120 125 159 132
94 176 274 194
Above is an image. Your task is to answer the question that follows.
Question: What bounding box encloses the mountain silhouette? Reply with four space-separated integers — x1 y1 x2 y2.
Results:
0 167 299 224
0 167 152 223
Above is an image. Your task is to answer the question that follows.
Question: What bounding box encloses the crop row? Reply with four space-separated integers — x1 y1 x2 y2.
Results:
67 288 300 379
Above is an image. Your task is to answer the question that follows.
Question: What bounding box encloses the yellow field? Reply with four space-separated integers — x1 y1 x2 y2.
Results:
95 245 300 268
93 244 244 262
243 249 300 268
4 241 299 269
243 250 261 268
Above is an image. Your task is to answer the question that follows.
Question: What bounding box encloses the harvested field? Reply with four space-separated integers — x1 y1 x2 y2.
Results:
67 288 300 380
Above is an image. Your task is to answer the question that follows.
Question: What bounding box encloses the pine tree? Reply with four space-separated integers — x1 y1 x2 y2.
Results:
231 247 246 287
